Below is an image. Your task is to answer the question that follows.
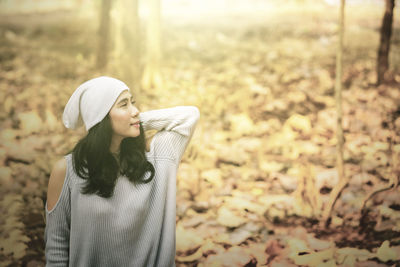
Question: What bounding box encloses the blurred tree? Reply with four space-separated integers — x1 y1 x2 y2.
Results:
141 0 163 90
322 0 346 227
115 0 141 86
377 0 395 85
96 0 112 69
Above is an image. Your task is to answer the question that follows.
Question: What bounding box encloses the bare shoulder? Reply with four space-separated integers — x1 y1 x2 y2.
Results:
46 157 67 211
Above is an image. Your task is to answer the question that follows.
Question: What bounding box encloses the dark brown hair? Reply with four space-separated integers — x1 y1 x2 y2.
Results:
71 115 155 198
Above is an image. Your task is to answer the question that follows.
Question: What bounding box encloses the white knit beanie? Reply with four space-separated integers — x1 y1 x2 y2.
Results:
63 76 130 131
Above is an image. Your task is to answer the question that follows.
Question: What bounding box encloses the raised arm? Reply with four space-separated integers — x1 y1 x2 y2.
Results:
139 106 200 163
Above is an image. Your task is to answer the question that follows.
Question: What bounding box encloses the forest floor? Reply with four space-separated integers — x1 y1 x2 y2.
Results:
0 2 400 267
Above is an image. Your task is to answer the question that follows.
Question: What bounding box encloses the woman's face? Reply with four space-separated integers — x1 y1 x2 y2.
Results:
109 90 140 140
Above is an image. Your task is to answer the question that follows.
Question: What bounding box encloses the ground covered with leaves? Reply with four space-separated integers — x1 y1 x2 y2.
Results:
0 3 400 267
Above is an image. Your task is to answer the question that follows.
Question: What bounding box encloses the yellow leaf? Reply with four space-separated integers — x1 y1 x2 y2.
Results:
331 216 343 226
9 229 30 243
287 238 312 257
258 194 294 209
285 114 312 135
229 113 254 136
290 248 334 267
4 95 13 113
377 240 398 262
251 188 264 196
0 167 12 187
176 223 204 252
268 207 286 219
287 90 306 103
1 129 18 142
379 205 400 221
217 145 249 165
317 69 333 91
298 141 320 155
264 99 288 112
235 137 262 153
335 247 375 263
307 235 333 251
259 161 285 173
316 259 337 267
18 111 43 134
341 255 356 267
201 169 223 187
0 229 29 260
281 124 298 141
224 196 266 216
216 206 246 228
372 141 389 151
202 246 253 267
228 229 252 245
45 109 59 131
213 131 229 142
393 144 400 153
176 246 203 262
11 243 27 260
292 201 313 218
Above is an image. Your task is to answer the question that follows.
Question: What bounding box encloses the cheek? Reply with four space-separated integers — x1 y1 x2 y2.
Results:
110 111 130 128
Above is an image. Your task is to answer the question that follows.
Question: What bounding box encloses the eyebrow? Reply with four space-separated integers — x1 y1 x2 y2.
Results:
117 96 134 105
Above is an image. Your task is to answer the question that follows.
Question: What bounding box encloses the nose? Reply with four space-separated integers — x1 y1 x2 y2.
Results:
131 105 139 118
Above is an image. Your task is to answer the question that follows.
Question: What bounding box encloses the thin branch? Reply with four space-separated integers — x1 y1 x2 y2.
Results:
321 0 346 227
360 115 399 213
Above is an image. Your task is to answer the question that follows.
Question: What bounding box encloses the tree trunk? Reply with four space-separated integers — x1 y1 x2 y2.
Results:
96 0 112 69
321 0 346 227
377 0 395 85
115 0 140 86
142 0 163 90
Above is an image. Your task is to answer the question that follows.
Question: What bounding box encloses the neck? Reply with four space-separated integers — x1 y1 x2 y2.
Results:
110 135 123 154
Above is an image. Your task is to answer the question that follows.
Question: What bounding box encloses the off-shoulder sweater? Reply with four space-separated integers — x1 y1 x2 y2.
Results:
44 106 200 267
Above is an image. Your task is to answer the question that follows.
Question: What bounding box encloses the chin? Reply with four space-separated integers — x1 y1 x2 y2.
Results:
127 130 140 138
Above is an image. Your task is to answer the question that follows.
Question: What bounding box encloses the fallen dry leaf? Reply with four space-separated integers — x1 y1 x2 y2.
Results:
216 206 246 228
176 223 204 252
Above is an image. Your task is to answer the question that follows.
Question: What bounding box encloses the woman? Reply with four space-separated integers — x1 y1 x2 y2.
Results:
45 76 199 267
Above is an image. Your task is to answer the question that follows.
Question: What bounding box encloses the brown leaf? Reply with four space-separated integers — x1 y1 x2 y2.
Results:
265 239 284 264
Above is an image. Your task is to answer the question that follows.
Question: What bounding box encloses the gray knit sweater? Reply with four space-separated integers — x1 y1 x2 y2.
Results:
44 106 200 267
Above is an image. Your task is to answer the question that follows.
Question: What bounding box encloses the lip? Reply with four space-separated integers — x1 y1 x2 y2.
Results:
130 121 140 127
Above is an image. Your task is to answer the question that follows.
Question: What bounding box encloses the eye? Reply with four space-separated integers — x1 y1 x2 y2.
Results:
131 100 136 105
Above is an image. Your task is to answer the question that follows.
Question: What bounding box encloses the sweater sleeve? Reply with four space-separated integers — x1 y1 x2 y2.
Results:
44 158 71 267
139 106 200 164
